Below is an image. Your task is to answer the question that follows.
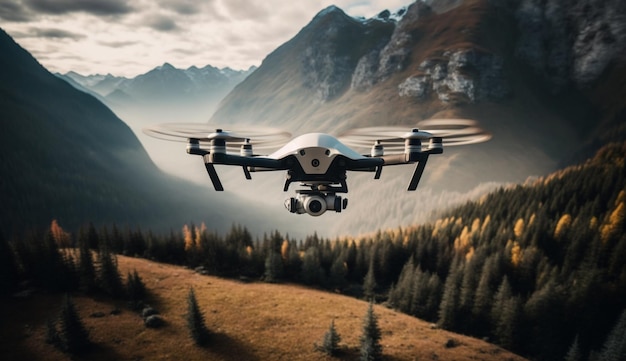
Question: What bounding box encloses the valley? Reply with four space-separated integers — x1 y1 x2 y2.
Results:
1 1 625 360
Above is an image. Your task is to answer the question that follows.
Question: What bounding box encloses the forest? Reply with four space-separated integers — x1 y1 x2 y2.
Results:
1 142 625 361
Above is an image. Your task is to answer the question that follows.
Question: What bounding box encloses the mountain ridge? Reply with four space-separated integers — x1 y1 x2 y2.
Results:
0 28 261 235
211 0 625 186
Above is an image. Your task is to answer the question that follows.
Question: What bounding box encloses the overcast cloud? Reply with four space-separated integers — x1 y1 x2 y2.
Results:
1 0 412 76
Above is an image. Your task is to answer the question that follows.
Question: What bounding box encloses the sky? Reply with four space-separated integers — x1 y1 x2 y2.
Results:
1 0 412 77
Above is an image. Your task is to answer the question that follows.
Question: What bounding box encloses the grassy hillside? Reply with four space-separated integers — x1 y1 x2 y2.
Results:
0 255 526 361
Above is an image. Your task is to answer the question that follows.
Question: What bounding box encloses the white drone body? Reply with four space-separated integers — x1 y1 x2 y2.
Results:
144 120 490 216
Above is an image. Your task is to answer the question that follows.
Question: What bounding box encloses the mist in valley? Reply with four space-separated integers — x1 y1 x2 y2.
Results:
109 97 520 239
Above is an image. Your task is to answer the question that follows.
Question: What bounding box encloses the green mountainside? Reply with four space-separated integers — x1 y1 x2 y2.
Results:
385 141 626 360
0 29 246 235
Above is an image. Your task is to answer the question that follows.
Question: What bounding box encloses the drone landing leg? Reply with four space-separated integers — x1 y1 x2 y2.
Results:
242 166 251 180
374 166 383 179
203 159 224 191
408 153 429 191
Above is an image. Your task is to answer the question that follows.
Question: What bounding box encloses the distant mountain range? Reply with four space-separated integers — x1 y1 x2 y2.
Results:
0 28 264 235
57 63 255 122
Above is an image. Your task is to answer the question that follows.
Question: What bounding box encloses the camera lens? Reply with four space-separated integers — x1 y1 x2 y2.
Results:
311 159 320 167
309 199 322 213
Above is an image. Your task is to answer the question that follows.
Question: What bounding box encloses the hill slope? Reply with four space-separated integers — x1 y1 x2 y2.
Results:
0 28 260 235
0 255 527 361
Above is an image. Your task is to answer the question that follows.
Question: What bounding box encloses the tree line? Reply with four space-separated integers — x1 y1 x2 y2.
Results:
2 142 625 360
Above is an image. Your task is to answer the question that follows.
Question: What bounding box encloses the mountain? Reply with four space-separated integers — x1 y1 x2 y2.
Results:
58 63 255 121
0 28 263 235
211 0 626 189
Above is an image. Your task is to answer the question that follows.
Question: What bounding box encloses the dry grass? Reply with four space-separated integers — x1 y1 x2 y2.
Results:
1 256 527 361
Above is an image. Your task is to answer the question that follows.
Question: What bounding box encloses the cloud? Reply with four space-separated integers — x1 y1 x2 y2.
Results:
0 0 33 22
2 0 415 76
32 27 86 40
24 0 133 16
145 14 179 32
98 39 138 48
159 0 204 15
218 0 271 21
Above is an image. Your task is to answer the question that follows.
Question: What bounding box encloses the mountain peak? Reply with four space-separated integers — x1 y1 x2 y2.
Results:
316 5 342 17
158 62 176 71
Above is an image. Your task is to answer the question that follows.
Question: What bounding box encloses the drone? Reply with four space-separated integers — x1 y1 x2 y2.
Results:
143 119 490 216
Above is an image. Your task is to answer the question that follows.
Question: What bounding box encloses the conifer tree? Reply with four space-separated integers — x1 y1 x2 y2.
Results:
97 243 124 298
565 335 582 361
41 230 70 291
360 302 382 361
597 309 626 361
318 319 341 356
78 236 97 293
264 250 284 283
186 287 210 346
329 257 347 290
58 294 91 354
472 259 494 334
437 262 462 330
301 246 323 285
126 269 147 309
363 258 377 301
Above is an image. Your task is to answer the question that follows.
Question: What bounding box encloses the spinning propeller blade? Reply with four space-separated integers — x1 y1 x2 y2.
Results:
143 123 291 151
338 118 491 153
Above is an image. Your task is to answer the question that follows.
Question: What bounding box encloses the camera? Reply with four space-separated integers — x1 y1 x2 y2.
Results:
284 192 348 216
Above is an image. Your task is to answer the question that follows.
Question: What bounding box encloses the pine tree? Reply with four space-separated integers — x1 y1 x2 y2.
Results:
318 319 341 356
360 303 382 361
472 258 495 335
491 276 522 351
126 269 147 309
186 287 210 346
363 258 377 301
78 236 97 293
437 262 462 330
565 335 582 361
597 309 626 361
58 294 91 354
301 246 323 285
97 243 124 298
264 250 284 283
329 257 348 290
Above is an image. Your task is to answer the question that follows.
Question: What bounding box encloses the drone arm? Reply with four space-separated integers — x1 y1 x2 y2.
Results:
210 153 284 169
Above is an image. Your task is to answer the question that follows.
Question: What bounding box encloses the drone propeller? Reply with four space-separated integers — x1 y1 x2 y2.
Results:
142 123 291 151
338 118 491 153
